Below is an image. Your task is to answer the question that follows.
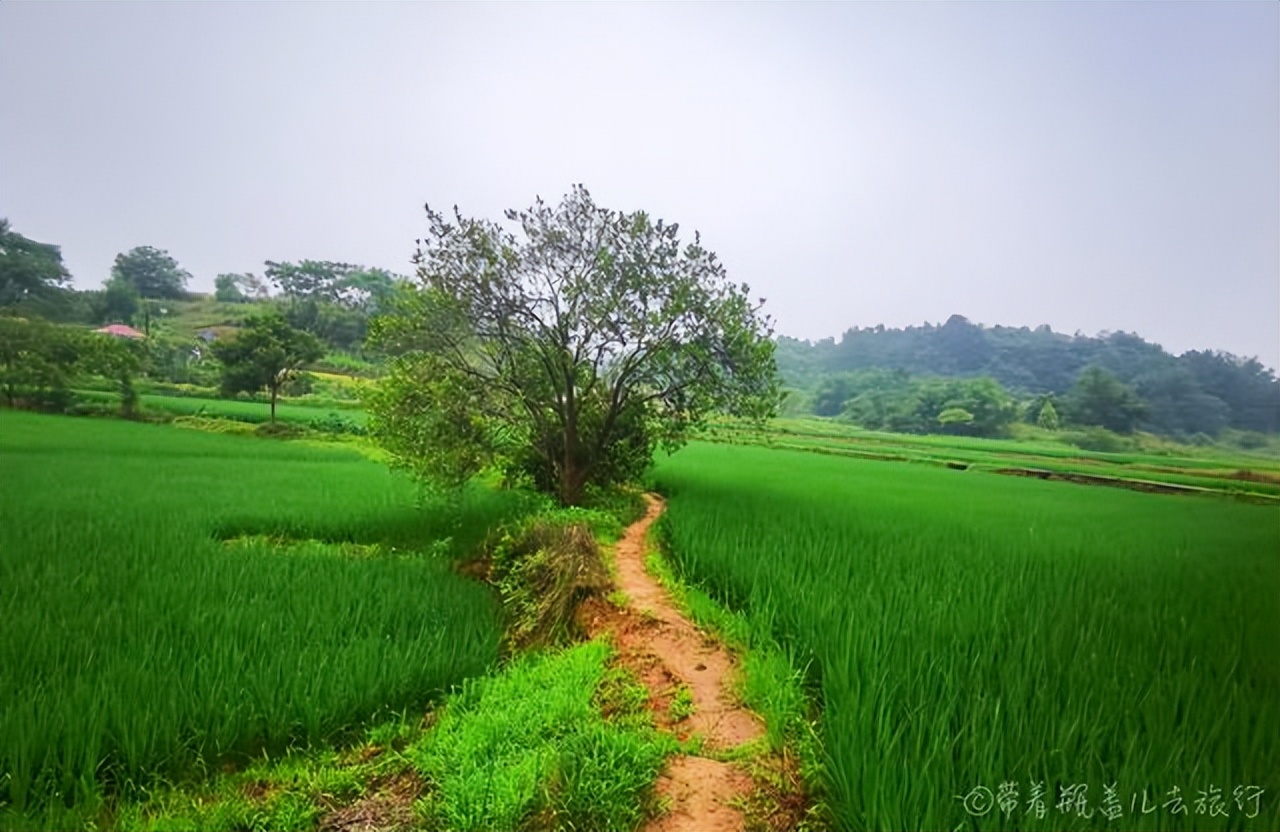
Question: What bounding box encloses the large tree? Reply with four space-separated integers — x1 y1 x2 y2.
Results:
0 219 71 307
368 185 779 505
1064 366 1147 433
111 246 190 300
0 316 83 408
212 313 323 422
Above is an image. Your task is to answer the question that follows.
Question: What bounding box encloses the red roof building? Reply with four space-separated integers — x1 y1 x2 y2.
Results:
94 324 146 340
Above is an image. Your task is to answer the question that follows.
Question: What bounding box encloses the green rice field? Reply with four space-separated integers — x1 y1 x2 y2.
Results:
709 417 1280 499
0 411 533 825
652 442 1280 830
73 390 368 427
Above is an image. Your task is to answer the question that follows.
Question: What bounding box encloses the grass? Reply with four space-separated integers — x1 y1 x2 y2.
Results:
703 417 1280 499
651 441 1280 831
73 389 368 427
411 640 672 831
104 641 671 832
0 411 539 828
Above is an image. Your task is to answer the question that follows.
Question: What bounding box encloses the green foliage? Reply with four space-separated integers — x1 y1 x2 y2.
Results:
212 313 324 422
369 185 780 505
838 371 1016 437
263 261 401 353
410 641 669 832
1182 350 1280 433
254 419 305 438
667 685 696 722
778 322 1279 437
73 389 369 429
312 351 382 377
0 219 71 306
0 315 82 409
213 273 251 303
936 406 974 430
581 484 648 533
1036 398 1060 430
710 415 1280 498
365 351 505 492
0 412 535 821
111 246 191 300
653 442 1279 831
98 277 141 324
306 410 366 436
80 332 149 416
487 515 611 650
1064 365 1147 433
1060 426 1135 453
144 331 213 386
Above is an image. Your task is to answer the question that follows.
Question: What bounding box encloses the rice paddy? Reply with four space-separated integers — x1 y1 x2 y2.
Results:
652 441 1280 830
0 411 534 824
5 406 1278 831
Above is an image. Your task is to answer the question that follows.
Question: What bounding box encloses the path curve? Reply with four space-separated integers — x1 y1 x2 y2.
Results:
580 494 768 832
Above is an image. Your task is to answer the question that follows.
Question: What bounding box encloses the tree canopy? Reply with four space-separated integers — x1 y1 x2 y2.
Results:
211 313 323 422
777 318 1279 437
368 185 780 505
1063 366 1147 433
265 260 401 351
0 220 71 307
111 246 191 300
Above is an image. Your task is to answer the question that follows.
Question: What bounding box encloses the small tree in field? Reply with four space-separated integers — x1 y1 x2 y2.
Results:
82 334 148 417
1037 399 1060 431
213 313 322 422
368 185 780 505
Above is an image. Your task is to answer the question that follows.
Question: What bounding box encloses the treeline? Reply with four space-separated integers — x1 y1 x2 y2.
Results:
778 314 1279 439
1 219 405 357
1 219 405 415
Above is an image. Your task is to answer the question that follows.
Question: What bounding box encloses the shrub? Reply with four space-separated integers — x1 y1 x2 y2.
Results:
307 411 365 436
254 421 304 439
489 516 611 650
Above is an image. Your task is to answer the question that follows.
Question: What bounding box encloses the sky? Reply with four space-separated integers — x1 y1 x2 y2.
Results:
2 2 1276 367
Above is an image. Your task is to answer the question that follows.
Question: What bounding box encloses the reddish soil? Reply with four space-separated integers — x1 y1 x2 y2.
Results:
579 494 805 832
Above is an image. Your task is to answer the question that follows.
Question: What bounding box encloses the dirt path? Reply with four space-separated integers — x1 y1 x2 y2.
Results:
579 494 802 832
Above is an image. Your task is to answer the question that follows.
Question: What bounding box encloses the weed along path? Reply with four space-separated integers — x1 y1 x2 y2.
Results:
580 494 798 832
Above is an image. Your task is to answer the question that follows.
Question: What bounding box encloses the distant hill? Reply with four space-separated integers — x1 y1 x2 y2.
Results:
776 315 1279 435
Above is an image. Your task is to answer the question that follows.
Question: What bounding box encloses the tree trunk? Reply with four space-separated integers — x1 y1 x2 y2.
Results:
559 459 588 506
561 383 582 504
270 386 277 423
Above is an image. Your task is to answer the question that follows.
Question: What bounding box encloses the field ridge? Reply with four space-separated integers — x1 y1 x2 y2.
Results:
579 495 806 832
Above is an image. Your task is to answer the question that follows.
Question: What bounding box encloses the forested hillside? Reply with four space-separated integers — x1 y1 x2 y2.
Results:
777 314 1279 438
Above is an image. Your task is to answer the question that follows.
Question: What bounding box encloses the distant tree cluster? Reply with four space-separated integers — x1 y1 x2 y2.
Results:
812 369 1015 437
0 219 405 424
779 315 1279 438
264 260 399 351
0 316 146 415
0 219 407 360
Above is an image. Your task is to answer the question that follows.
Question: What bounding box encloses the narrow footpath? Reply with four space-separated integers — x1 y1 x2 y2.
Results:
578 494 805 832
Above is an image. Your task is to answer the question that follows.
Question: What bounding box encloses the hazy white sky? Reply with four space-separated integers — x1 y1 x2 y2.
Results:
2 2 1276 366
